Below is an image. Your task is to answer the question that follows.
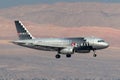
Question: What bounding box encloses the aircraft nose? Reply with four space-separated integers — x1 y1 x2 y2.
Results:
103 42 109 48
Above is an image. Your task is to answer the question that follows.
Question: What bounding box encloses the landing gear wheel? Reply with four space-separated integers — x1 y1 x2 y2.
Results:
55 54 61 59
66 54 71 58
93 49 97 57
93 54 97 57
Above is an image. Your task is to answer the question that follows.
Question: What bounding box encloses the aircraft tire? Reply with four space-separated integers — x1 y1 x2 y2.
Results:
93 54 97 57
66 54 71 58
56 54 61 59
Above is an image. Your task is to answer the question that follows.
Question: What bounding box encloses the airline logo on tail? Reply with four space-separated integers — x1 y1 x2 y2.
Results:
14 20 35 40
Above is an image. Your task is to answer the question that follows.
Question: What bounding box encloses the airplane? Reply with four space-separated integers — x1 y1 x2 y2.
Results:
12 20 109 59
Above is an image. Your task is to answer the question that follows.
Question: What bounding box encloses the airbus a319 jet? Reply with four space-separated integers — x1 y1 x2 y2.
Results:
12 20 109 59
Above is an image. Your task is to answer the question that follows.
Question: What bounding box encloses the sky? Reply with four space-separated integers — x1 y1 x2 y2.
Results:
0 0 120 8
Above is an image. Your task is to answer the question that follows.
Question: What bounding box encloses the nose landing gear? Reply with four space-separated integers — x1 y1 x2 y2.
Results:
93 53 97 57
93 50 97 57
66 54 71 58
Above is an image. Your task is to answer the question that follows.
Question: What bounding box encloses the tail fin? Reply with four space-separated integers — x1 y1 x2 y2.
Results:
14 20 35 40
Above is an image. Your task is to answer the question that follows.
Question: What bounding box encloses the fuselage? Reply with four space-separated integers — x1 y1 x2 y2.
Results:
13 37 109 53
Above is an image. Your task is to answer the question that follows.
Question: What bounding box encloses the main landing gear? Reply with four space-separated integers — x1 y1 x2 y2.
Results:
93 50 97 57
55 54 61 59
66 54 71 58
55 54 72 59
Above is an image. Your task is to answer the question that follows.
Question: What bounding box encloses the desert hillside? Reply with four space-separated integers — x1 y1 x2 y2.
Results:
0 2 120 47
0 2 120 28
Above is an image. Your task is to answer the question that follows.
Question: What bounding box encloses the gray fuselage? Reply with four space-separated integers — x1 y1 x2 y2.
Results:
13 37 109 53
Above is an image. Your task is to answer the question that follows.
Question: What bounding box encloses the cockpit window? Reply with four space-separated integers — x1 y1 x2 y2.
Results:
98 40 105 42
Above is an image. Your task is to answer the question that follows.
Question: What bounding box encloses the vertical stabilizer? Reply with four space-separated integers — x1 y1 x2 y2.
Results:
14 20 35 40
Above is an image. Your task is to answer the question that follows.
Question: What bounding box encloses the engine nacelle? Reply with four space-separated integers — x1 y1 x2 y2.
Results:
76 50 90 53
59 47 74 54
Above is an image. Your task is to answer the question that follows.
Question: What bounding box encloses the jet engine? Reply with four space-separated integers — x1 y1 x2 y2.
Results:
59 47 74 54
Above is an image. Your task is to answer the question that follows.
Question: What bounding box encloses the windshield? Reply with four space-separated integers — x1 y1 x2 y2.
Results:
98 40 105 42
